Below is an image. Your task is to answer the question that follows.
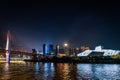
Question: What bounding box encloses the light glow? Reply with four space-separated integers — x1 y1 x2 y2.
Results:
64 43 68 47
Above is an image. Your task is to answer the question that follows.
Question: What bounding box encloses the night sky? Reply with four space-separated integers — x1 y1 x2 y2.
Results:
0 1 120 50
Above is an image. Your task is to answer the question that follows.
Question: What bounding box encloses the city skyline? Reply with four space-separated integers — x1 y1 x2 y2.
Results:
0 1 120 50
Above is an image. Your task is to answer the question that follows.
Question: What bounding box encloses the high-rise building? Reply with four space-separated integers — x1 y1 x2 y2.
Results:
55 44 60 55
43 44 45 54
43 44 54 55
49 44 54 54
69 48 74 55
43 44 49 55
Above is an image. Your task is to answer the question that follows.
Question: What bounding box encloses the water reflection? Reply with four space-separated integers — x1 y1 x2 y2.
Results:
1 63 10 79
43 63 53 80
5 63 9 71
0 62 120 80
77 64 93 79
94 64 120 79
77 64 120 79
53 63 78 80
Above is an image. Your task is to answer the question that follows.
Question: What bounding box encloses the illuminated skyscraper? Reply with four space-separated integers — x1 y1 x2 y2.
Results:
43 44 49 55
43 44 54 55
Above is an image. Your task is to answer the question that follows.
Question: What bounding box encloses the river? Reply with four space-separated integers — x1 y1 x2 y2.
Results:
0 62 120 80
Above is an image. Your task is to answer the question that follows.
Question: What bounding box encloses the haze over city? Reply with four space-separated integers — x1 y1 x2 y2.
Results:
0 1 120 50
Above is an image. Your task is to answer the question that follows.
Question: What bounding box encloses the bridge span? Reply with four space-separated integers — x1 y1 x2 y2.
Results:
0 31 40 62
0 49 37 56
0 48 39 62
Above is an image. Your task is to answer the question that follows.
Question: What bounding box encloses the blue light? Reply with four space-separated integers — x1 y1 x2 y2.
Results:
45 44 49 54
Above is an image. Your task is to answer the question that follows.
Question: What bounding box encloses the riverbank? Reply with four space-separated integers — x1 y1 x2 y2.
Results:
24 56 120 64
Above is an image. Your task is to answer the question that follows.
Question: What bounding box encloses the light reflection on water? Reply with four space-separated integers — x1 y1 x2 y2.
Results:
0 62 120 80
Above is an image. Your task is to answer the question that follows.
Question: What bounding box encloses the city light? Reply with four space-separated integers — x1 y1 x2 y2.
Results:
77 46 120 57
64 43 68 47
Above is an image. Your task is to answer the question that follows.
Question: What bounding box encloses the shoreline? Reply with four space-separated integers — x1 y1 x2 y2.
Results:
24 56 120 64
24 60 120 64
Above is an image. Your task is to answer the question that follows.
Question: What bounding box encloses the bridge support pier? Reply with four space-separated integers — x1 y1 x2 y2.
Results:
6 51 10 63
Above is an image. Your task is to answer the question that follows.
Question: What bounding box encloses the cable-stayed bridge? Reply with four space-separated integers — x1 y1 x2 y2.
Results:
0 31 37 62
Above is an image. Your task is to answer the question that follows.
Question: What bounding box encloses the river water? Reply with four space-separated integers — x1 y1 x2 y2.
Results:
0 62 120 80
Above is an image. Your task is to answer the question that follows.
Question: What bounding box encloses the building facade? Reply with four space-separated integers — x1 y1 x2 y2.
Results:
43 44 54 55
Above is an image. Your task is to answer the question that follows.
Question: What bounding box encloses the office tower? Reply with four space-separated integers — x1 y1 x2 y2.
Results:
43 44 54 55
43 44 49 55
49 44 54 54
55 44 60 55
